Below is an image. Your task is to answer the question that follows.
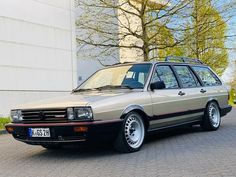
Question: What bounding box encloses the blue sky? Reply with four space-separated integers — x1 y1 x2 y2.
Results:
225 1 236 81
222 15 236 82
227 16 236 60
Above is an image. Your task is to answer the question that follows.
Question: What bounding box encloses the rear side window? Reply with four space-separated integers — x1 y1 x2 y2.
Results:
152 65 179 89
192 66 221 86
174 66 201 88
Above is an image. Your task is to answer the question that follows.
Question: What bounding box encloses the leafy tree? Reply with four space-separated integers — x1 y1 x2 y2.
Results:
76 0 191 62
155 0 236 75
143 14 182 60
76 0 236 73
182 0 229 75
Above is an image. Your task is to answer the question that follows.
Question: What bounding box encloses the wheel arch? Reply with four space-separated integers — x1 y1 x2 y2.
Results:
205 99 221 114
121 105 149 129
205 98 220 108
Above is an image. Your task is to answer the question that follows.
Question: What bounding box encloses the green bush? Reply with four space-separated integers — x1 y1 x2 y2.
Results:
0 117 11 130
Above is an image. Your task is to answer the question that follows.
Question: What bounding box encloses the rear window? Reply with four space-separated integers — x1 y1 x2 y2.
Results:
192 66 221 86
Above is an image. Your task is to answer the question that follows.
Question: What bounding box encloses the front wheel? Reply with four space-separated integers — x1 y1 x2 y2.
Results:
114 112 145 153
201 102 221 131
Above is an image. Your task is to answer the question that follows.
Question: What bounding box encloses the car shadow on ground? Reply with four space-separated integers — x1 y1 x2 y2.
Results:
26 125 204 160
145 125 203 143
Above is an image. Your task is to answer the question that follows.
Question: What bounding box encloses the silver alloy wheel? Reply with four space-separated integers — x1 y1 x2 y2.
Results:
208 103 220 128
124 114 145 149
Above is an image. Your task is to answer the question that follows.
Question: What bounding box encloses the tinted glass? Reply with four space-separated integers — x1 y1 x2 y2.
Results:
174 66 200 88
192 66 221 86
152 66 179 89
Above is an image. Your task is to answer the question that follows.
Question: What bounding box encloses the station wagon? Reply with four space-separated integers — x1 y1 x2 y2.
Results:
6 56 232 153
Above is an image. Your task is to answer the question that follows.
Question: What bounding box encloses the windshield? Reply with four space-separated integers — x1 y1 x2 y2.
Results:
77 64 152 91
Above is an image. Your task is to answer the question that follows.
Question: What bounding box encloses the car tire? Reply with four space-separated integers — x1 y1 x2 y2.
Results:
113 111 145 153
201 102 221 131
41 144 62 150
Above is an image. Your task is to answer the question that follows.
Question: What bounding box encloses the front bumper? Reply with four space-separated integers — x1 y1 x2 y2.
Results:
5 120 123 145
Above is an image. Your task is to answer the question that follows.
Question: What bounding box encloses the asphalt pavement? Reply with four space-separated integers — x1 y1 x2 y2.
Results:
0 108 235 177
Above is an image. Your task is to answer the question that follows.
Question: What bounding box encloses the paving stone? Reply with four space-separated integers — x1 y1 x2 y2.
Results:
0 108 235 177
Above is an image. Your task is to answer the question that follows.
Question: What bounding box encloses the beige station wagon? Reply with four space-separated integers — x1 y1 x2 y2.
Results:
6 57 232 153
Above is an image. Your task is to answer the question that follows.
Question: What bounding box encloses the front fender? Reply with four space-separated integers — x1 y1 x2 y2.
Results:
121 105 144 116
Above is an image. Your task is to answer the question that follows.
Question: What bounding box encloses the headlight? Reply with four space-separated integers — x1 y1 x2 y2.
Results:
67 107 93 121
75 107 93 120
10 110 23 122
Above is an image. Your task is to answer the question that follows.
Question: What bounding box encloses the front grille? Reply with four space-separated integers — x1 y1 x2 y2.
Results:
21 109 67 122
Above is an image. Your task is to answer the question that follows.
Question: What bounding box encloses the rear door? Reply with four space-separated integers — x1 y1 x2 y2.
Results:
172 65 206 121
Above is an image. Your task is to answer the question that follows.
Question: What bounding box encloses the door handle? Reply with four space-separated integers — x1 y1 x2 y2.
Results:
178 91 186 96
200 89 207 93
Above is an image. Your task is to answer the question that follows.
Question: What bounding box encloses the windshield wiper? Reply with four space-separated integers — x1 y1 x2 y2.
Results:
73 88 96 92
120 85 135 90
95 85 135 90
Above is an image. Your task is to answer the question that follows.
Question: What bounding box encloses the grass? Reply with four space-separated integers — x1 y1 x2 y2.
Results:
229 89 236 107
229 101 235 107
0 117 11 130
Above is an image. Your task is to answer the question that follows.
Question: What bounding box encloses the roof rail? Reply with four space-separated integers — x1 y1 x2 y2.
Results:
165 56 203 64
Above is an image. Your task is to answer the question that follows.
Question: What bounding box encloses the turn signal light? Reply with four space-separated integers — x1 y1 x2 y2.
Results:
74 126 88 133
6 127 14 133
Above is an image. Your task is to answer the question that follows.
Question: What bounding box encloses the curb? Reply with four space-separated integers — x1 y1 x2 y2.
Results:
0 130 7 135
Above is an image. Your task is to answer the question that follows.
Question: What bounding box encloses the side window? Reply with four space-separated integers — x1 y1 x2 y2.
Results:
174 66 201 88
152 66 179 89
192 66 221 86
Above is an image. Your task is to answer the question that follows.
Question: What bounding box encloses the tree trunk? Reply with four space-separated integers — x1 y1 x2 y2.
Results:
143 44 149 61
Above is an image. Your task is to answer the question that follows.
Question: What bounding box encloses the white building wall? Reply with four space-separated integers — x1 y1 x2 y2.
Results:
0 0 77 116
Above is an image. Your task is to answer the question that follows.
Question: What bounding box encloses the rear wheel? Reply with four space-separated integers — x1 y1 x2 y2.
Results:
114 112 145 153
201 102 221 131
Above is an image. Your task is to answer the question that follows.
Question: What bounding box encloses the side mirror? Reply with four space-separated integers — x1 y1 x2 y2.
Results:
150 81 166 91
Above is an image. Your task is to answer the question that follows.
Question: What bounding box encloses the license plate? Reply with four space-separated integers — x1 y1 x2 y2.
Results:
29 128 50 138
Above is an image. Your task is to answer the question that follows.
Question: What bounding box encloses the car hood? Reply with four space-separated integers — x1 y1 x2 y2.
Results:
16 89 136 110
